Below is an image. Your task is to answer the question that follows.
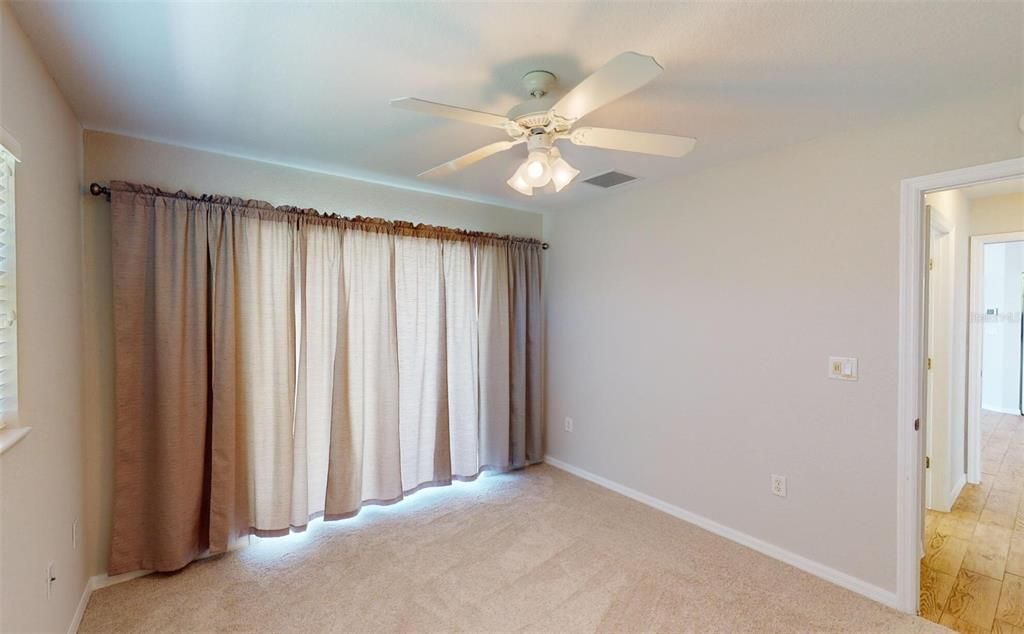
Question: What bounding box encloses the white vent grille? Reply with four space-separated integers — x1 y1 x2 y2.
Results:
0 145 18 429
582 171 638 188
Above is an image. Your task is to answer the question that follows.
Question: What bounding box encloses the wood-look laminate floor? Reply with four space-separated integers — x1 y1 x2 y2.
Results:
921 409 1024 633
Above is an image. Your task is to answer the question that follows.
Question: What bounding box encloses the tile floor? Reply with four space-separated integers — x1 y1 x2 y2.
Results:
921 409 1024 633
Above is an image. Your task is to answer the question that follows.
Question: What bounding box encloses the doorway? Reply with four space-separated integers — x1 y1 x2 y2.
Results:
975 236 1024 418
899 162 1024 630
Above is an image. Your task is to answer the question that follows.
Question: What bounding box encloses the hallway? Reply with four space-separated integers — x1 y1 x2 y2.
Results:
921 410 1024 632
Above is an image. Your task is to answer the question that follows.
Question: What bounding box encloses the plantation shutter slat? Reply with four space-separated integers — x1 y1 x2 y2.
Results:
0 145 18 429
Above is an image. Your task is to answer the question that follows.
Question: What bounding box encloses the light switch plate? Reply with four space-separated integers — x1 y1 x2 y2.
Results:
828 356 858 381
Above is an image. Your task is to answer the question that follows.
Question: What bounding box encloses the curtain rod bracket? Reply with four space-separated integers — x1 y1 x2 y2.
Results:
89 182 110 199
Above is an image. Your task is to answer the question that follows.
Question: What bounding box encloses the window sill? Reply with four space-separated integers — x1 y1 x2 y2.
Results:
0 426 31 456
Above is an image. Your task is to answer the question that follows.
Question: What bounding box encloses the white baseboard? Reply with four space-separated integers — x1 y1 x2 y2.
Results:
67 580 91 634
68 532 258 631
947 473 967 512
90 569 151 590
543 455 899 610
930 472 967 513
68 570 152 633
983 405 1023 416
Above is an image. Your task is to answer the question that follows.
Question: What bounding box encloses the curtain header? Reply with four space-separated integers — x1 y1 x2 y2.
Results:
109 181 545 249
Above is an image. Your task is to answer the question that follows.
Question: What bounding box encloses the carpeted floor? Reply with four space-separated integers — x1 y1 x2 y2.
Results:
80 464 943 633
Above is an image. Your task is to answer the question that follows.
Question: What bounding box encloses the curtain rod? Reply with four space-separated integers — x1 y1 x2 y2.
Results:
89 182 549 250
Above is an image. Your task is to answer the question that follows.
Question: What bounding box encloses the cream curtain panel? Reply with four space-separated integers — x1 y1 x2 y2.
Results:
108 182 543 575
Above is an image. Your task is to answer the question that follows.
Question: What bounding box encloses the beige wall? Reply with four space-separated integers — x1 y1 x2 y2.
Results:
971 191 1024 236
81 130 543 578
0 3 87 632
543 86 1022 594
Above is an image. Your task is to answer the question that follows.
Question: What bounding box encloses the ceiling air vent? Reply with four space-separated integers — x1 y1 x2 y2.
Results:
582 171 638 189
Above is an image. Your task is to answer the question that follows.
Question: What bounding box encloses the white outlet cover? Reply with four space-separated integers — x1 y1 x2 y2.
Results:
771 474 787 497
564 417 574 432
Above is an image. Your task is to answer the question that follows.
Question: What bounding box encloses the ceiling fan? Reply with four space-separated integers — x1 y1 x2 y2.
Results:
391 52 696 196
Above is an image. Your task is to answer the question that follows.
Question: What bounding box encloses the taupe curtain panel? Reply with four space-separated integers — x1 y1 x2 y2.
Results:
108 182 543 576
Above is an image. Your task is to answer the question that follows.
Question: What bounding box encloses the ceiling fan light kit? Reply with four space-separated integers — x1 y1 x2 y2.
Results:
392 52 696 196
507 145 581 196
549 148 580 193
507 163 533 196
524 151 552 187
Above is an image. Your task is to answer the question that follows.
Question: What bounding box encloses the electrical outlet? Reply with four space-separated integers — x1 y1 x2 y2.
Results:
46 562 56 599
72 519 78 550
771 474 787 497
564 417 574 433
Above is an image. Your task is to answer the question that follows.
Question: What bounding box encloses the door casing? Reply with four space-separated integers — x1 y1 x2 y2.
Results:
896 157 1024 614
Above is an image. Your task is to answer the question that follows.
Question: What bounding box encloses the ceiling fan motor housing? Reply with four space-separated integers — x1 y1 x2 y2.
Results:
522 70 557 97
507 95 558 128
526 132 554 153
506 70 561 129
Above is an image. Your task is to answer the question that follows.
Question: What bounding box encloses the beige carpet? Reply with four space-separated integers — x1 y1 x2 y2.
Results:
80 464 943 633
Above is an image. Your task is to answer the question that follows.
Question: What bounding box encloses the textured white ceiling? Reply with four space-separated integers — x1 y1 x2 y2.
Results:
10 1 1023 212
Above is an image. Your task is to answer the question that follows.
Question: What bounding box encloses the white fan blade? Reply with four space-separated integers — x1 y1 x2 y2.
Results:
391 97 511 129
569 127 696 158
550 52 663 122
418 140 522 178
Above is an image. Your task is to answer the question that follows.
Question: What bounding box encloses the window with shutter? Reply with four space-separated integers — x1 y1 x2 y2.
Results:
0 144 18 430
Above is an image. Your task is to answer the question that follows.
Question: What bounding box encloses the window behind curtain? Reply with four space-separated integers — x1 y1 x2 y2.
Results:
0 145 18 429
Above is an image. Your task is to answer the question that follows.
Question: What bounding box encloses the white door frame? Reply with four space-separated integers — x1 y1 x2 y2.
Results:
896 156 1024 614
968 231 1024 483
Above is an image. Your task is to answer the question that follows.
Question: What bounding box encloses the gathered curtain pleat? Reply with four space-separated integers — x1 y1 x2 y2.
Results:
326 227 404 515
108 182 544 576
443 239 480 478
509 242 545 468
476 242 511 471
293 221 342 525
109 195 211 573
209 208 300 547
395 235 451 492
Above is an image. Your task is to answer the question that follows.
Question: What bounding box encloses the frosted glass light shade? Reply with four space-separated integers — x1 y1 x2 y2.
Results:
550 157 580 192
523 151 552 187
507 163 533 196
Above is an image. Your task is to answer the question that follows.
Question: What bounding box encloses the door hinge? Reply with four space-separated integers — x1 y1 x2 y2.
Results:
927 357 933 370
914 418 921 431
925 456 931 469
929 258 934 271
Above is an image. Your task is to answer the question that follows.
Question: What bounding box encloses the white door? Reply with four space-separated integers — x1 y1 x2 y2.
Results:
925 216 954 510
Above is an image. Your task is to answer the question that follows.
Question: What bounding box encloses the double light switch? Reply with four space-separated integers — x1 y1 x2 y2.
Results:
828 356 858 381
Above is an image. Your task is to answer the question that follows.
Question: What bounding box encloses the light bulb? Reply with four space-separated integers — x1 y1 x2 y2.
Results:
522 151 552 187
550 157 580 192
526 160 544 179
506 163 533 196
